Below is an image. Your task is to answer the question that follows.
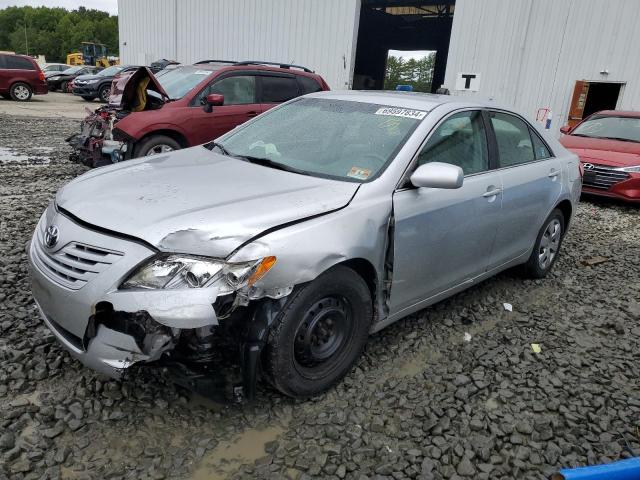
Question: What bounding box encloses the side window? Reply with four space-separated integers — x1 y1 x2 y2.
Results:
260 75 299 103
298 76 322 95
530 129 552 159
417 110 489 176
0 55 6 69
207 75 256 105
5 56 35 70
490 112 535 167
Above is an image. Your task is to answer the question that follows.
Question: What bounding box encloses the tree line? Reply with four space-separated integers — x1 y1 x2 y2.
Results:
0 6 118 63
384 54 436 92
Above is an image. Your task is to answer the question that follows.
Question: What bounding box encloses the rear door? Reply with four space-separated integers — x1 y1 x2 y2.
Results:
389 109 502 314
0 55 7 91
189 72 261 144
258 73 301 113
488 111 561 266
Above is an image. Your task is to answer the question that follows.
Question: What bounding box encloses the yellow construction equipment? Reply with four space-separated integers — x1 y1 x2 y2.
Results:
66 42 119 67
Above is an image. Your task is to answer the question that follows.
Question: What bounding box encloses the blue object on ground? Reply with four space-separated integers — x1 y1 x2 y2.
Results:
557 457 640 480
395 85 413 91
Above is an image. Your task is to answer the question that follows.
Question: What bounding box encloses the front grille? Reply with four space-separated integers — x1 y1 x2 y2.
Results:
33 224 123 290
583 164 631 190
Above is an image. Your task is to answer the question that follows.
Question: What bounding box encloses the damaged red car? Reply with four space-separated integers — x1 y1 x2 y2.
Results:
67 61 330 167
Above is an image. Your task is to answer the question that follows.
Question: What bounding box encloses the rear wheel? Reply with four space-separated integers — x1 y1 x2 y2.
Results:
98 85 110 103
10 82 32 101
522 209 565 278
263 266 373 398
134 135 181 158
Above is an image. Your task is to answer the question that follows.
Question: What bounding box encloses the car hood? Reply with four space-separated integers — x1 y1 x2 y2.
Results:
560 135 640 167
56 147 359 258
74 74 104 82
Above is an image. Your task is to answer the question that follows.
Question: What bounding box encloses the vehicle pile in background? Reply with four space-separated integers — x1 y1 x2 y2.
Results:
66 60 329 168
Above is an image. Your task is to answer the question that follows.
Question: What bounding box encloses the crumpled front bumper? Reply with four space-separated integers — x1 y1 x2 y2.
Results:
27 208 220 378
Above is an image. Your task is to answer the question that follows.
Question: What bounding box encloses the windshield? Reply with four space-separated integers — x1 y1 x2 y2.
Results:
62 66 82 74
97 65 123 77
572 115 640 143
214 98 425 182
155 66 212 99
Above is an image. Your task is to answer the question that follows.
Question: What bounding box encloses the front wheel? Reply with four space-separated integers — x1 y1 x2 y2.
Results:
522 209 565 278
10 82 32 101
98 85 110 102
263 265 373 398
60 81 68 92
134 135 181 158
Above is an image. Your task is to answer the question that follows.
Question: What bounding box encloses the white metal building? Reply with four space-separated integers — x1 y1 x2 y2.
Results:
118 0 640 133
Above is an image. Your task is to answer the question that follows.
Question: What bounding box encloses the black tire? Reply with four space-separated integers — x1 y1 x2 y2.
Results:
134 135 181 158
98 85 110 103
263 265 373 398
10 82 32 101
522 209 565 278
60 81 68 92
81 96 95 101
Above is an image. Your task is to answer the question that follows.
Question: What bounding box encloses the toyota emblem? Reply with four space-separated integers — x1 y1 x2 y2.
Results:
44 225 59 248
583 163 595 170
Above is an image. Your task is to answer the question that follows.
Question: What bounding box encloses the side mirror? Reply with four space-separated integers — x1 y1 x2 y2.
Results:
203 93 224 113
410 162 463 189
559 125 571 135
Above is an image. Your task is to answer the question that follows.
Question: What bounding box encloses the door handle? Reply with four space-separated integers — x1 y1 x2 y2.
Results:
482 188 502 198
548 170 560 178
247 111 259 117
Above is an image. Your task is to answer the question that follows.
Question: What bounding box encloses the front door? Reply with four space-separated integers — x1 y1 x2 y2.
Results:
389 110 502 315
189 74 261 145
488 111 562 264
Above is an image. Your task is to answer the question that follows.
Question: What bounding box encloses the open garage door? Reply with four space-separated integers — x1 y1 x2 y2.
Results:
352 1 455 92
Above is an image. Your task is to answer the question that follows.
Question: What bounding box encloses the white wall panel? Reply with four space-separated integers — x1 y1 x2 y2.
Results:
445 0 640 134
118 0 361 90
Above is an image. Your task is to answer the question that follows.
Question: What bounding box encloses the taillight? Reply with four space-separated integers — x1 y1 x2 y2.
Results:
38 71 45 81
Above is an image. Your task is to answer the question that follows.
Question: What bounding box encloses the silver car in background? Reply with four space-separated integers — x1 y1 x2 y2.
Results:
28 91 581 399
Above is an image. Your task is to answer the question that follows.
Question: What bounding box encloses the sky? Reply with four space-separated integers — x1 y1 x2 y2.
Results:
388 49 436 61
0 0 118 14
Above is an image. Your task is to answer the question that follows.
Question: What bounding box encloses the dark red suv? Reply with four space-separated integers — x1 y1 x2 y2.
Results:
0 53 48 101
68 61 330 166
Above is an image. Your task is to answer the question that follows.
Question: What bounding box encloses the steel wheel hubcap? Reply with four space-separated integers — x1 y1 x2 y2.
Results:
538 218 561 269
294 296 349 367
146 144 174 156
15 86 29 99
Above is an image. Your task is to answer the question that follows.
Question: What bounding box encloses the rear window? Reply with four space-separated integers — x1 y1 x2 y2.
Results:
261 76 300 103
298 76 323 94
5 56 35 70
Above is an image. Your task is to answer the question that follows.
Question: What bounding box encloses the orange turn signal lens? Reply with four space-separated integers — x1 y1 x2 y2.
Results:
248 256 277 286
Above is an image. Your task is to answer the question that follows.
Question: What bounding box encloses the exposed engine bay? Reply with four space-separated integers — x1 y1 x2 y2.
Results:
66 67 167 168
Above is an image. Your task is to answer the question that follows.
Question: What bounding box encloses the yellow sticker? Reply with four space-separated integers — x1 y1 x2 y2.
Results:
347 167 371 180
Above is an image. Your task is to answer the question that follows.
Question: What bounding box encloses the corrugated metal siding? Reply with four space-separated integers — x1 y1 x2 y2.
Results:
118 0 361 89
444 0 640 133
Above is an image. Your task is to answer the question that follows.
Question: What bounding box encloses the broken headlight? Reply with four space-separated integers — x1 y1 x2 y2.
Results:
120 255 276 294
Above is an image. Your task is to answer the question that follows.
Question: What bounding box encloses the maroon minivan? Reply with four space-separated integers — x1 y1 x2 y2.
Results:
0 53 48 101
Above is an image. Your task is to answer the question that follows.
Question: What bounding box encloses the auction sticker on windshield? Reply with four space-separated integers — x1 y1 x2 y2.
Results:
375 107 427 120
347 167 371 180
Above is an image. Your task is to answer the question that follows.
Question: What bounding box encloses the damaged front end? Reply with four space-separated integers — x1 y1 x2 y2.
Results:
66 67 169 168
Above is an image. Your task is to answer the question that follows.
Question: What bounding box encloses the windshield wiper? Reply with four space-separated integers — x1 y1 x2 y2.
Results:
236 155 304 174
603 136 640 143
210 141 231 156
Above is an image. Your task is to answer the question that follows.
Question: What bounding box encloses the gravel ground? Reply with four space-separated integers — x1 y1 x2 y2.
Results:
1 113 639 480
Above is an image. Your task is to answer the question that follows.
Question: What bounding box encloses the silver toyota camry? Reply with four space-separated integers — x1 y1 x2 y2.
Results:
28 91 581 399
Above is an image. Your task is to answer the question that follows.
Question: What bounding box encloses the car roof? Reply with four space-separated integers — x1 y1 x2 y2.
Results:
590 110 640 118
305 90 499 111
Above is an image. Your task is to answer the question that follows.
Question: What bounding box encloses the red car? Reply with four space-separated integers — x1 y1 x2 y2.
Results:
0 53 47 101
68 61 329 166
117 61 329 157
560 110 640 202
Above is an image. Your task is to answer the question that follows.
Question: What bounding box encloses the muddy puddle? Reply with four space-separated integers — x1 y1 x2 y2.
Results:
189 423 288 480
0 146 51 164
